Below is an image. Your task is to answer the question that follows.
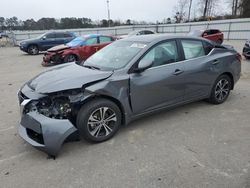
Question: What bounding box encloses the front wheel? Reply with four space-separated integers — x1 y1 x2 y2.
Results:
64 54 77 63
208 75 232 104
77 99 122 142
27 45 39 55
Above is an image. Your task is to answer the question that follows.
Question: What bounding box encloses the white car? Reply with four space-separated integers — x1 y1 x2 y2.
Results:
119 30 155 39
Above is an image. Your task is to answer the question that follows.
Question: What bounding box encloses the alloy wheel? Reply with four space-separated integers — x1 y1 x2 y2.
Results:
215 79 230 102
87 107 117 138
28 45 38 55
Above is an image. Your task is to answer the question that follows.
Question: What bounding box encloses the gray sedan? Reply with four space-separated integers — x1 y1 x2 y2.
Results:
18 35 241 157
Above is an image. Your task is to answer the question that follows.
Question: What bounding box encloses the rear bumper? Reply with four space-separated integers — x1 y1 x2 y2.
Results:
18 112 77 156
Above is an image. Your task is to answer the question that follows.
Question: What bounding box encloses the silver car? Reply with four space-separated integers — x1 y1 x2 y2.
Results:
18 35 241 157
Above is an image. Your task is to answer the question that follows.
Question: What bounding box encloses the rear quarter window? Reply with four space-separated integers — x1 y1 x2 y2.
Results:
203 41 214 55
181 40 205 60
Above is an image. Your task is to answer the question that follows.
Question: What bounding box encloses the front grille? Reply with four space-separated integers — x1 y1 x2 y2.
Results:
27 128 44 144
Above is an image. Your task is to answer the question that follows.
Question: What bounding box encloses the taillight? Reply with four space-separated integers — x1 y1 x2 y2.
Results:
236 53 242 62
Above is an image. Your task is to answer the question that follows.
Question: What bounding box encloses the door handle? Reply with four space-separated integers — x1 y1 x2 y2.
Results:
212 60 220 65
173 69 184 75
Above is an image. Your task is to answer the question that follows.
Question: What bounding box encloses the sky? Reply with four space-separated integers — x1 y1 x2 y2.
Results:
0 0 177 22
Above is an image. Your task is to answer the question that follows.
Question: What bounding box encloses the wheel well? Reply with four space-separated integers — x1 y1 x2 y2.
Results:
27 44 38 49
77 95 126 125
66 54 79 60
221 72 234 90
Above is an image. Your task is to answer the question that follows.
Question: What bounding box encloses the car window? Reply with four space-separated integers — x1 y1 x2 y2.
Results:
144 30 154 35
140 40 179 67
203 41 214 55
139 31 144 35
204 30 212 35
99 36 112 44
64 33 72 38
86 37 98 45
46 33 55 39
210 30 219 34
181 40 205 60
55 33 65 38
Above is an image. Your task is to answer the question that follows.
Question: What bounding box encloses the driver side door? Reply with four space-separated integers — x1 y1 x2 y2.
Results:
129 40 186 114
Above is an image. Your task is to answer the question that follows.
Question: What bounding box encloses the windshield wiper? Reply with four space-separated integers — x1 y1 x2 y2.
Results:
83 65 100 70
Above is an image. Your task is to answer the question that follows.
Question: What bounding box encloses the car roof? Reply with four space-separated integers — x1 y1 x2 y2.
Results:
121 34 210 43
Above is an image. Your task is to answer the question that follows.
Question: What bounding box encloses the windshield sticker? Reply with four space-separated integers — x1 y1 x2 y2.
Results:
130 43 147 48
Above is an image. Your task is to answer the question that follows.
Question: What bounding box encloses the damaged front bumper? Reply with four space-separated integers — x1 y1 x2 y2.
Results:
42 52 63 67
18 89 78 157
18 112 77 156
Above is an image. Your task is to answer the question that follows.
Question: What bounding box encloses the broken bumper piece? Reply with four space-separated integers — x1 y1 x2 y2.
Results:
18 112 77 157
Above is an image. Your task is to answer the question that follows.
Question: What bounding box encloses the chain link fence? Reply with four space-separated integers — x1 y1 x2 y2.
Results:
2 18 250 47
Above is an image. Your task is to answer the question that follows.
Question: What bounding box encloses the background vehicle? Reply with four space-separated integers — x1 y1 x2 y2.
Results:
119 29 155 39
19 31 76 55
188 29 224 44
18 35 241 156
42 34 116 66
243 39 250 59
0 31 8 38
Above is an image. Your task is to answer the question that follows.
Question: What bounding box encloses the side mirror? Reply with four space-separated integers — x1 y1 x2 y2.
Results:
134 59 153 73
41 36 46 40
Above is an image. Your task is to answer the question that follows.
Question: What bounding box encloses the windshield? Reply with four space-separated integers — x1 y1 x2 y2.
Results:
67 37 85 47
83 41 147 70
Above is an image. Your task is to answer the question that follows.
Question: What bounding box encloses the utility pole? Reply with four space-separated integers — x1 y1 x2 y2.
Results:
203 0 209 19
188 0 193 22
107 0 111 27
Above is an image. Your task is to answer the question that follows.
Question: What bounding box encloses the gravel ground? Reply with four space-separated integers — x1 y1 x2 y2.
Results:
0 41 250 188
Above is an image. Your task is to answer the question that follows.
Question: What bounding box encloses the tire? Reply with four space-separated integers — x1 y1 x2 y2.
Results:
27 45 39 55
76 98 122 142
64 54 77 63
208 75 232 104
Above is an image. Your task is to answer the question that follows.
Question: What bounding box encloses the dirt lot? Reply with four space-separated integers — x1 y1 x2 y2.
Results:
0 41 250 188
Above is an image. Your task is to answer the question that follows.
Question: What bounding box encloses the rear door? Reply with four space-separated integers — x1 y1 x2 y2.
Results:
180 39 216 101
79 37 99 60
130 40 186 114
54 32 67 45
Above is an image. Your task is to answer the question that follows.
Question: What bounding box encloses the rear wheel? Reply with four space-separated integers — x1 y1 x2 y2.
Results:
64 54 77 63
77 99 122 142
208 75 232 104
27 45 39 55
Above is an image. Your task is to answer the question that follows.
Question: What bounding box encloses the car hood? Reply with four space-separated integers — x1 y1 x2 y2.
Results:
48 44 70 52
27 63 113 94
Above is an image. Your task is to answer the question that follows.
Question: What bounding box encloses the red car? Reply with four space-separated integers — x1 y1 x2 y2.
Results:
188 29 224 44
42 34 116 66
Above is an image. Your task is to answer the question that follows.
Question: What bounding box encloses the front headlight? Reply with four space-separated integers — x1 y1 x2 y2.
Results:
20 42 26 46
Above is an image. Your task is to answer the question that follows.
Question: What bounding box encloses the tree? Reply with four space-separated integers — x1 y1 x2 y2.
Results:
0 17 5 30
199 0 219 19
126 19 132 25
241 0 250 17
174 0 189 23
5 16 19 29
101 19 109 27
